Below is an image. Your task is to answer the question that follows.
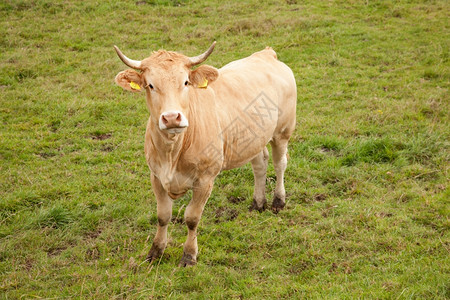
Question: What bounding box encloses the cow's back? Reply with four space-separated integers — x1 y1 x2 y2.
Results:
210 48 297 170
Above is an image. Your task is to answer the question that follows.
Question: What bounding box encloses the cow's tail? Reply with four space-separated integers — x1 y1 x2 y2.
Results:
265 46 278 60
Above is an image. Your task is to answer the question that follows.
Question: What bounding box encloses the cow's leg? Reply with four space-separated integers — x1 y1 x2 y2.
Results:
270 138 289 213
147 174 173 262
250 147 269 212
179 179 214 267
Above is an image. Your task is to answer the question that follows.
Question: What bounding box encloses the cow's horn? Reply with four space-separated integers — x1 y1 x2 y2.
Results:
188 41 216 66
114 45 142 69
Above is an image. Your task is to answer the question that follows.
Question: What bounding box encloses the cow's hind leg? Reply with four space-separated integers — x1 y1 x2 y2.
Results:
270 138 289 213
147 174 173 262
250 147 269 212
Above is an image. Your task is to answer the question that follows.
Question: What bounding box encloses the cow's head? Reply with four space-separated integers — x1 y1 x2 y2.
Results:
114 42 219 134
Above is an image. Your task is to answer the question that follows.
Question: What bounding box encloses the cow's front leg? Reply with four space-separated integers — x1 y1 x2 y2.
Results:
179 179 214 267
147 174 173 262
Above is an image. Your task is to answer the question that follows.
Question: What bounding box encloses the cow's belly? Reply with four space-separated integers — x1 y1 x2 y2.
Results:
221 112 277 170
214 84 282 170
221 134 272 170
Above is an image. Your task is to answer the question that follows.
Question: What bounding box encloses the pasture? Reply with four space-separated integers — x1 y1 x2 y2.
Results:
0 0 449 298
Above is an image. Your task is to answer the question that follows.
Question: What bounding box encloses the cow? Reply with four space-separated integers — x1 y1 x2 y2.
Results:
114 42 296 266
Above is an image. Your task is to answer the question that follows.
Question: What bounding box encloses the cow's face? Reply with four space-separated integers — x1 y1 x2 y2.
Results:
114 43 218 135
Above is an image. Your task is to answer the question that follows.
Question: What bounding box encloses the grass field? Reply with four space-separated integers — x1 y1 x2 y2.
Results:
1 0 449 298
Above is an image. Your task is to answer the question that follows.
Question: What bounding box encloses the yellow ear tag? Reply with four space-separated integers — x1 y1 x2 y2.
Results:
198 78 208 89
130 81 141 91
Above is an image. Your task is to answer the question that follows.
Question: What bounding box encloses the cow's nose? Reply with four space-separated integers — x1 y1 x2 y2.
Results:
159 110 189 131
161 112 182 128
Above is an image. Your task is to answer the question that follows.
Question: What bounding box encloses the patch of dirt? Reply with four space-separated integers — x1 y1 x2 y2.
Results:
329 262 352 274
228 209 239 220
24 258 34 271
329 262 338 273
228 196 245 204
91 133 112 140
314 193 327 201
47 246 67 257
85 229 102 240
215 207 239 223
215 207 226 218
101 144 114 152
38 152 57 158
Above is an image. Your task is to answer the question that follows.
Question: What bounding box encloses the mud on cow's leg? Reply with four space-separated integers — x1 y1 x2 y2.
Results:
250 147 269 212
270 138 289 214
147 174 173 262
179 179 214 267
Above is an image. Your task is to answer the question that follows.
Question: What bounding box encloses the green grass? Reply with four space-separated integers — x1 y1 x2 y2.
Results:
1 0 449 298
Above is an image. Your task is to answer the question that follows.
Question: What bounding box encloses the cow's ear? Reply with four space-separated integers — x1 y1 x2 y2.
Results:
115 69 143 93
189 65 219 88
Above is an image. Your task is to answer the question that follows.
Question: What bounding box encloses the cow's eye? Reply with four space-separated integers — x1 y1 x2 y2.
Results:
148 83 154 89
184 81 189 86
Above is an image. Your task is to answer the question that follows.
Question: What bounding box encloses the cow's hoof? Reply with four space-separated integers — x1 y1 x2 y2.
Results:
271 196 285 214
249 198 267 212
146 244 164 263
179 252 196 267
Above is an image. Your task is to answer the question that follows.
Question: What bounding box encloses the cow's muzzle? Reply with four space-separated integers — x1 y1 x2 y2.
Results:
159 111 189 132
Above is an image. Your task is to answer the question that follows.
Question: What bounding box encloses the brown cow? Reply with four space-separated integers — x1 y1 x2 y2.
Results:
114 42 296 266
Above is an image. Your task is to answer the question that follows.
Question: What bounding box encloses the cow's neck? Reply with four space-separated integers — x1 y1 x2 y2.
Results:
150 124 186 168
